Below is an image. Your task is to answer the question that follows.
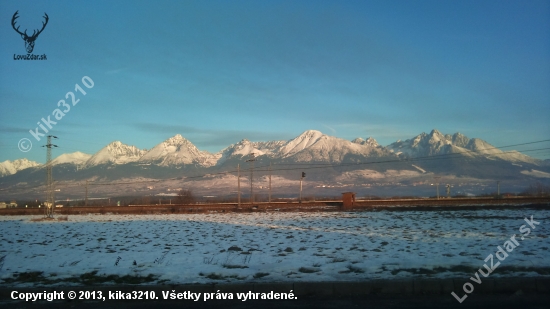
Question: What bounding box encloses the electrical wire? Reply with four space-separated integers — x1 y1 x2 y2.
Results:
1 139 549 191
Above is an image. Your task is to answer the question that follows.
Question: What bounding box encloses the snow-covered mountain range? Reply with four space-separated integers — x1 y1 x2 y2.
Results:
0 158 41 177
1 129 548 200
387 130 539 164
2 129 546 173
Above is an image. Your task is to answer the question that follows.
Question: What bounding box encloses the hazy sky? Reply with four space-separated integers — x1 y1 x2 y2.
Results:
1 0 549 163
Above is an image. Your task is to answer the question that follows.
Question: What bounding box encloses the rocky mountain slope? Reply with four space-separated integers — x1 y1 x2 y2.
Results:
0 158 41 177
1 129 548 199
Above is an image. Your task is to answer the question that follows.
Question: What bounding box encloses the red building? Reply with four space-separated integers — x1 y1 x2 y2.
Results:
341 192 356 209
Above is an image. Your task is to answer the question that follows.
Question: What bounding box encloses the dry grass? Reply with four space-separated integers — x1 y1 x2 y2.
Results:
29 215 68 222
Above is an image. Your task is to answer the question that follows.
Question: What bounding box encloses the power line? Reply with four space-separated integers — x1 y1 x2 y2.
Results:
250 139 550 170
253 147 550 174
49 146 550 189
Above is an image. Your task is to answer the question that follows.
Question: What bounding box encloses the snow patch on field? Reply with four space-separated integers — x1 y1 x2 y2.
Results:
0 210 548 287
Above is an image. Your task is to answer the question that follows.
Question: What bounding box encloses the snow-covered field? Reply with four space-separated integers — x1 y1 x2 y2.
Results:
1 209 549 287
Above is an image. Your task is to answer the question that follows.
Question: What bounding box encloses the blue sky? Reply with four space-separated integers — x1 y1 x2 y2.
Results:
1 0 549 163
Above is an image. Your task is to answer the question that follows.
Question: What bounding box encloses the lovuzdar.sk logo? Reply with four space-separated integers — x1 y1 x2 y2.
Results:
11 10 48 60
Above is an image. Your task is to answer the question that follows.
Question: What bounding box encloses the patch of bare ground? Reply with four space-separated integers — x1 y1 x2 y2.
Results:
30 216 68 222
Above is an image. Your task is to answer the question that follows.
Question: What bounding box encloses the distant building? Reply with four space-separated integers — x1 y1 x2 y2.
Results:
341 192 356 209
0 202 6 208
8 200 18 208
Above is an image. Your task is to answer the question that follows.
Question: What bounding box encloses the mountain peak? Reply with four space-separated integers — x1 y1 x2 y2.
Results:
169 134 185 140
352 137 379 147
366 137 379 146
86 141 145 166
302 129 323 135
451 132 470 147
11 158 41 169
139 135 213 166
297 130 325 140
163 134 192 146
429 129 445 140
278 130 325 157
215 138 281 165
108 141 123 146
296 130 326 142
0 158 41 177
51 151 92 166
389 130 451 157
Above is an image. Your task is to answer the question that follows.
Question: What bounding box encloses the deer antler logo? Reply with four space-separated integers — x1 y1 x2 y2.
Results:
11 11 49 54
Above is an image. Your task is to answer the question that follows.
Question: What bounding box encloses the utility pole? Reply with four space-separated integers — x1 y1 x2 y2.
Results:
300 172 306 203
237 164 241 208
42 135 57 218
85 180 88 206
268 162 272 203
434 176 440 200
246 153 256 204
